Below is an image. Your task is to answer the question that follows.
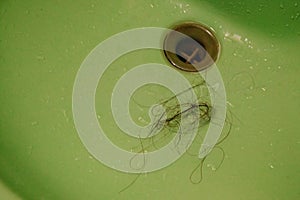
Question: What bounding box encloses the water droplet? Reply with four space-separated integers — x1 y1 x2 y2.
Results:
227 101 234 107
150 4 154 8
279 4 284 9
27 145 33 155
206 163 217 171
264 58 268 62
269 164 274 169
261 87 266 92
295 2 298 7
31 121 38 126
36 55 45 60
278 128 282 132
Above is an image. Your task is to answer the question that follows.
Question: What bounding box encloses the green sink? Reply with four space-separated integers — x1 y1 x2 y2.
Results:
0 0 299 199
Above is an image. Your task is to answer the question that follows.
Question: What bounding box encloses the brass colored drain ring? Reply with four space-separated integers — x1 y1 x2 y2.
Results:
163 22 220 72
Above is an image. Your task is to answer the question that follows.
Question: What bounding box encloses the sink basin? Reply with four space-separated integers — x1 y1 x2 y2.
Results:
0 0 299 199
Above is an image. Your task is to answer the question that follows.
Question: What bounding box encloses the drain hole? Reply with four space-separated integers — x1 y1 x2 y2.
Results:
175 37 207 64
163 22 220 72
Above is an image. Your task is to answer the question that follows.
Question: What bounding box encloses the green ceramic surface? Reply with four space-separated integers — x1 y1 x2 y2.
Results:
0 0 299 199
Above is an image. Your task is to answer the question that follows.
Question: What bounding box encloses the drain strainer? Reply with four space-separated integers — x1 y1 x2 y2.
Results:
163 22 220 72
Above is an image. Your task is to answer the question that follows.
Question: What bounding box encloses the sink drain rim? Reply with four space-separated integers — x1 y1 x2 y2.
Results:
163 22 220 72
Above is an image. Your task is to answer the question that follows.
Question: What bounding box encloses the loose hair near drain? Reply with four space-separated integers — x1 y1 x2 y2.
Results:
119 79 232 193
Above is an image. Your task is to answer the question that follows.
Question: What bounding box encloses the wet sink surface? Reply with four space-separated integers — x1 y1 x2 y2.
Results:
0 0 299 199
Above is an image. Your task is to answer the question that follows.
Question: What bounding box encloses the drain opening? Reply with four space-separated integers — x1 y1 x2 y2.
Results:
163 22 220 72
175 37 207 64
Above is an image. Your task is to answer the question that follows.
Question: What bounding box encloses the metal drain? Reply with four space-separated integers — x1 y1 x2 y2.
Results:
163 22 220 72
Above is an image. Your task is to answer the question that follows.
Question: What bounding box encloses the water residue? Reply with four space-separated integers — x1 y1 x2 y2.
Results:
279 3 284 9
223 31 254 49
169 0 191 14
